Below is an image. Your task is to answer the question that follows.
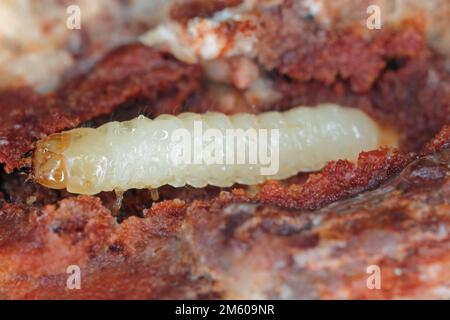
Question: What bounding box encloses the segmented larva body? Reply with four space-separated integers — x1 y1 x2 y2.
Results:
34 104 381 195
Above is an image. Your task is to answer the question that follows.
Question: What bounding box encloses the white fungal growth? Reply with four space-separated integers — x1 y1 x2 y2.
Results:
139 1 257 63
34 104 384 195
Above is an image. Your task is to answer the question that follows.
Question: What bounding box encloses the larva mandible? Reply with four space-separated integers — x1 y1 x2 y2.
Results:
33 104 383 195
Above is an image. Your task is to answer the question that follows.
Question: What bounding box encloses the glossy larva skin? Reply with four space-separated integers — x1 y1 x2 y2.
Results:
34 104 380 195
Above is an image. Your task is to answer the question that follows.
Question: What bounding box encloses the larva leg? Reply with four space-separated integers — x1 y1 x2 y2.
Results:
112 189 125 215
33 104 389 195
150 189 160 202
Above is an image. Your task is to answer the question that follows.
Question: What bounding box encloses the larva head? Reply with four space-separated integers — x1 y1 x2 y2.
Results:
33 133 70 190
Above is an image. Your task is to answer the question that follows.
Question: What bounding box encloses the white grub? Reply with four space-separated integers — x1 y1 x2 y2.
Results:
34 104 386 195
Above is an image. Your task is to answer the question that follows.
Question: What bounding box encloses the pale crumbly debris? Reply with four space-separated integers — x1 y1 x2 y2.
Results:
0 0 173 92
140 0 259 63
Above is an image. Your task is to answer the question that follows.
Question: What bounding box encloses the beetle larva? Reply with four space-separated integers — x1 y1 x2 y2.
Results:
33 104 385 195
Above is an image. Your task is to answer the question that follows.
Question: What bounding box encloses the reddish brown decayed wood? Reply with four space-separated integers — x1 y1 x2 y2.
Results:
170 0 243 21
255 4 426 93
183 149 450 299
254 148 412 210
